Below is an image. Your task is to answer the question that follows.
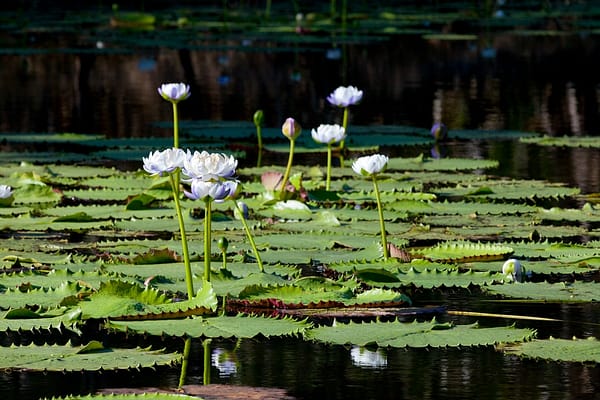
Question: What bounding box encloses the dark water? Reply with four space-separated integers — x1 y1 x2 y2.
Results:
1 7 600 400
1 28 599 193
2 325 600 400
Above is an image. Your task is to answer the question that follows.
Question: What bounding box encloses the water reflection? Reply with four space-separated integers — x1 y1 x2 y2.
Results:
211 338 600 400
1 33 598 138
211 346 238 378
1 27 600 400
350 345 388 369
1 33 598 191
1 329 599 400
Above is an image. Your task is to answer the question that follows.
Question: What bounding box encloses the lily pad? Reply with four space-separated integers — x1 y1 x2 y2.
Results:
108 314 310 339
307 319 535 348
504 337 600 363
0 341 180 372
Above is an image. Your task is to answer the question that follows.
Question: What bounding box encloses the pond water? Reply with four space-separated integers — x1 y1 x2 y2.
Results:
1 3 600 400
1 25 599 193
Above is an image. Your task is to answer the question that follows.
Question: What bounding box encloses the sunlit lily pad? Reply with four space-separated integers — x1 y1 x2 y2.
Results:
386 155 499 171
307 319 535 348
76 280 217 319
504 337 600 363
413 241 514 262
483 281 600 302
108 314 310 338
0 341 180 372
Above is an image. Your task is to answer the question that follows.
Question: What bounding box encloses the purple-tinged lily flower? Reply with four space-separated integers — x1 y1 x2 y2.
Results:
281 117 302 140
431 122 448 142
184 179 235 202
158 82 191 103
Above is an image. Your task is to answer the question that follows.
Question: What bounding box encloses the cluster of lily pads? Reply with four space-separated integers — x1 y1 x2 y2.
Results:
0 81 599 398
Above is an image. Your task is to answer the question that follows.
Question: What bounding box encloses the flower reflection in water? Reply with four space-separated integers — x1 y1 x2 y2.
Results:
211 347 238 378
350 346 388 369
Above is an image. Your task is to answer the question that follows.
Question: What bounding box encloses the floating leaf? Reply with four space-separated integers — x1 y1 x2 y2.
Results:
387 267 504 289
125 193 157 210
0 310 81 334
483 281 600 302
520 135 600 149
53 212 95 222
307 319 535 348
0 341 179 371
386 156 499 171
504 337 600 363
108 314 310 339
50 389 202 400
413 241 514 262
48 393 201 399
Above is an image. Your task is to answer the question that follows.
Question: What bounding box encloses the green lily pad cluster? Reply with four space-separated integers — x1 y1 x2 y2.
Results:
0 128 599 389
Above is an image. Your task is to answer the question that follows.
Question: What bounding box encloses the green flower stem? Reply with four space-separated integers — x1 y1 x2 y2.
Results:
339 106 349 167
256 124 263 151
172 102 180 148
221 249 227 270
372 175 389 260
203 338 212 385
204 199 212 282
169 173 194 299
326 143 333 191
279 139 296 198
233 201 264 272
178 338 192 389
257 149 263 168
256 124 263 167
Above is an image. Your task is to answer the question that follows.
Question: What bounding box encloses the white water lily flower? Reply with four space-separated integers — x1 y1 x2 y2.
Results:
234 201 249 220
311 124 346 145
502 258 524 283
184 179 234 202
182 150 238 181
327 85 363 107
157 82 191 103
0 185 13 199
273 199 311 211
143 148 188 176
352 154 389 176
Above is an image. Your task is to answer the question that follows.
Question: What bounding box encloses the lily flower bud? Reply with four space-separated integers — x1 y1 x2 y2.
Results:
218 237 229 253
502 258 524 283
0 185 14 207
234 201 249 220
253 109 264 127
431 122 448 142
282 117 302 140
